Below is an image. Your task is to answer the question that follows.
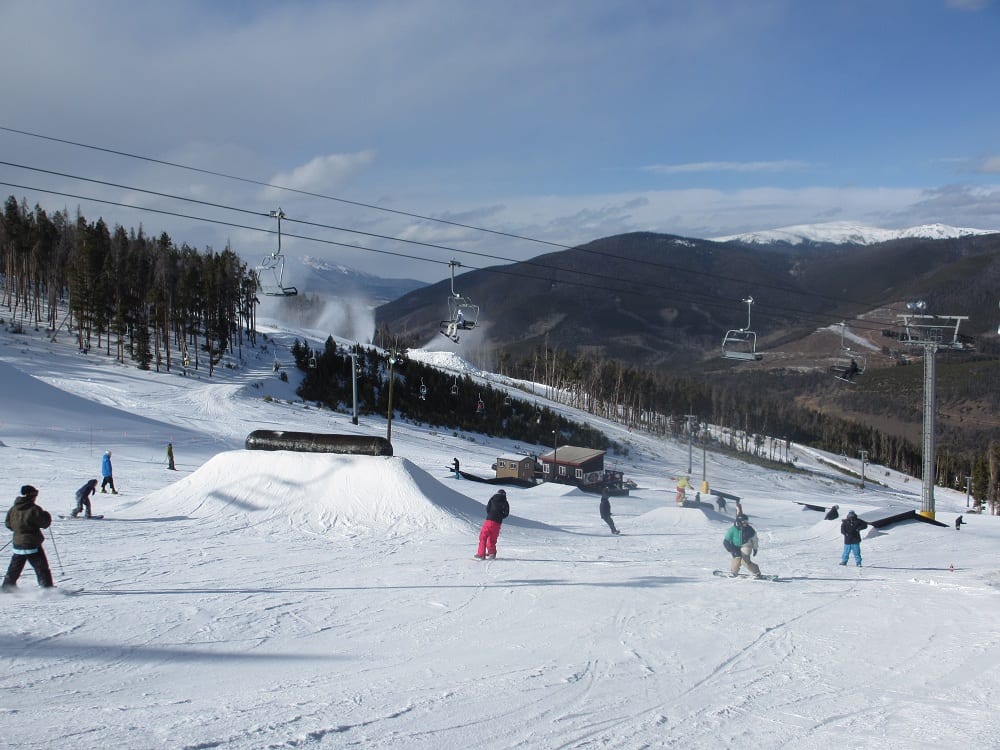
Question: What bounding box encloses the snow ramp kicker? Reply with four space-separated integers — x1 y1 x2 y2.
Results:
245 429 393 456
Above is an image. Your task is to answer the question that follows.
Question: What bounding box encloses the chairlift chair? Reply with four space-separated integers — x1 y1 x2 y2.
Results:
419 379 428 400
476 393 485 414
255 208 298 297
450 378 459 396
440 260 480 341
721 297 763 361
830 321 867 383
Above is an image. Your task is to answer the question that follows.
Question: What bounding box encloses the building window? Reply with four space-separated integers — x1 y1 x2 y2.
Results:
575 468 583 479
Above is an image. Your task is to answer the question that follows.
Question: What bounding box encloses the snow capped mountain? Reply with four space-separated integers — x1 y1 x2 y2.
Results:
712 221 998 246
294 254 426 302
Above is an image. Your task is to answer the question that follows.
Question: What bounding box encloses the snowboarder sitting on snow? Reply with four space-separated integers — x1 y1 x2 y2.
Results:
2 485 54 591
101 450 117 494
825 504 839 520
71 479 99 518
475 489 509 560
839 510 869 566
723 513 763 578
599 487 620 535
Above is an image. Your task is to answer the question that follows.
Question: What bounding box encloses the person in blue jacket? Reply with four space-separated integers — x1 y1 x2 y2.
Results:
100 450 118 494
723 513 762 578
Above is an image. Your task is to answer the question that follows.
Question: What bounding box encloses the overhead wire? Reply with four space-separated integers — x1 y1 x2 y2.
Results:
0 127 905 315
0 126 962 339
0 175 892 339
0 161 900 338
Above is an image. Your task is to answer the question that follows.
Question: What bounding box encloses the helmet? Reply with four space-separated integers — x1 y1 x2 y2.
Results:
847 510 856 517
497 489 506 496
735 513 748 523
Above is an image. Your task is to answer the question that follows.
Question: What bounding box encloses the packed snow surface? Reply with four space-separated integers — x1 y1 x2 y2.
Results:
1 318 998 750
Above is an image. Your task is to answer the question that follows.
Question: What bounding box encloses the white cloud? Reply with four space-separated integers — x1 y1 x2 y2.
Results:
267 151 378 195
642 160 810 175
978 155 1000 173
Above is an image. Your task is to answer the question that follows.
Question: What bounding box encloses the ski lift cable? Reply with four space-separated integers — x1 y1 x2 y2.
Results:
0 127 903 317
0 157 910 324
0 176 929 339
0 159 903 335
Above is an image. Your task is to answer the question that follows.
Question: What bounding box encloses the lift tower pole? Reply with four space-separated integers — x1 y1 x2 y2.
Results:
897 306 968 520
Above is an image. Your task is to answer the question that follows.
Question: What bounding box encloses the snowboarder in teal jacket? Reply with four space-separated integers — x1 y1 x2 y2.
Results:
723 514 762 578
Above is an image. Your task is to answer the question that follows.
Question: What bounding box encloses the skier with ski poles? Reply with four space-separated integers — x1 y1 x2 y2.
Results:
2 485 55 591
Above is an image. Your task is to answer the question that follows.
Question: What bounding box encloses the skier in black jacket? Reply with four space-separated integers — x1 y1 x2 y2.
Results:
599 487 620 535
839 510 869 566
475 489 509 559
3 485 54 591
71 479 99 518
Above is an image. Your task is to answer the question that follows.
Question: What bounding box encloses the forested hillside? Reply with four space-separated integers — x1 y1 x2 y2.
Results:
1 196 257 375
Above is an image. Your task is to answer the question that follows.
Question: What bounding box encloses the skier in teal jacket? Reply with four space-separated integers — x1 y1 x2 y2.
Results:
723 513 762 578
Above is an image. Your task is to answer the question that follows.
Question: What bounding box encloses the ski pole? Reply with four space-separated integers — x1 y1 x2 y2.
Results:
0 539 10 554
47 525 65 577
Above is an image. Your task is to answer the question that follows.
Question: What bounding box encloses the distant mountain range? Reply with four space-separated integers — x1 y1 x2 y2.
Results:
376 228 1000 370
292 255 426 304
712 221 997 246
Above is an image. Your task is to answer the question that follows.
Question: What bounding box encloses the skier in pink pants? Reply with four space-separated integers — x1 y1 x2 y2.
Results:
475 489 509 560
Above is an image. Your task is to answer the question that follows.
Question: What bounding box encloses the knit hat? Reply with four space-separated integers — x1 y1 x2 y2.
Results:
20 485 38 497
847 510 856 517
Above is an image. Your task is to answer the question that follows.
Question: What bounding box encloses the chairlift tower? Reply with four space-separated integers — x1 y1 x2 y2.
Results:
897 304 969 519
340 345 360 426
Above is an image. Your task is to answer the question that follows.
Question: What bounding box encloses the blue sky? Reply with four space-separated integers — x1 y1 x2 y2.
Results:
1 0 998 282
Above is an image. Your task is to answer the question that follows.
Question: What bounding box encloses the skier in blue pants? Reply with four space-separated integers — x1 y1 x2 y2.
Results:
840 510 869 566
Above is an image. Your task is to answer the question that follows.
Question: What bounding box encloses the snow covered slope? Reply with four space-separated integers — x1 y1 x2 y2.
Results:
0 316 997 750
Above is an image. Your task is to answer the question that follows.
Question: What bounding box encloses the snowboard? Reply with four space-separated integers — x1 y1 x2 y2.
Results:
713 569 779 581
58 514 104 520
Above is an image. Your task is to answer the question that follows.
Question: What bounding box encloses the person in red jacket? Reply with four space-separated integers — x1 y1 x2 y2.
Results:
2 485 54 591
475 489 509 560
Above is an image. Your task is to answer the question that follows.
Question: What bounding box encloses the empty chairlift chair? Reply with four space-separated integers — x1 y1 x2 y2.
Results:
721 296 763 361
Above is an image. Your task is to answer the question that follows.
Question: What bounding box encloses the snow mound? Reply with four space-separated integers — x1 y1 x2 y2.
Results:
139 450 485 535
